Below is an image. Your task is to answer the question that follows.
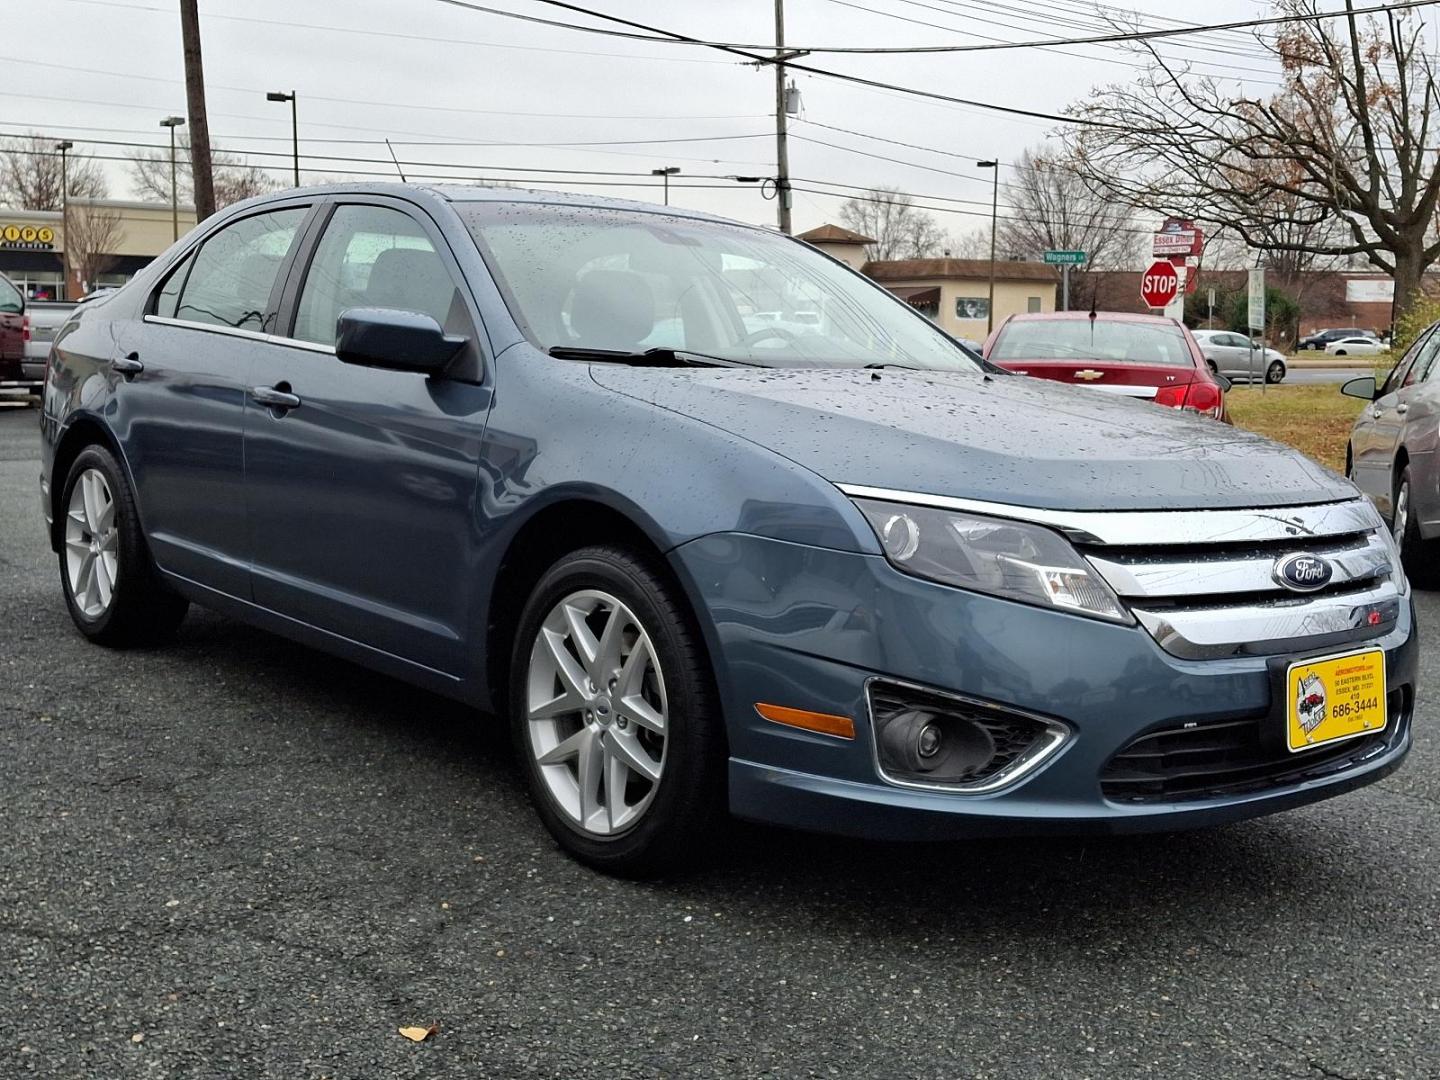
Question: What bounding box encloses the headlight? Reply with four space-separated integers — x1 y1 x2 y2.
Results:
852 497 1131 623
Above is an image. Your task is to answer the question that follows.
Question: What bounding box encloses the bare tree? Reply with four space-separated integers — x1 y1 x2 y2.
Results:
998 147 1144 275
0 134 107 210
839 186 948 261
1066 0 1440 323
64 199 123 293
128 138 275 210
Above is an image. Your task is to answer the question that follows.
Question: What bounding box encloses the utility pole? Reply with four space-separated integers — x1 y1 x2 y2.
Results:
179 0 216 221
774 0 791 234
56 141 73 299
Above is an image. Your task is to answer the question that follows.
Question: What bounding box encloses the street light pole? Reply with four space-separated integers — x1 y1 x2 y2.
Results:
160 116 186 242
977 159 999 335
650 166 680 206
56 140 73 300
267 91 299 186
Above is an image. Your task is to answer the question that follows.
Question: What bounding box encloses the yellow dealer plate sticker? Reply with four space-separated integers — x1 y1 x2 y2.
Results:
1286 649 1386 753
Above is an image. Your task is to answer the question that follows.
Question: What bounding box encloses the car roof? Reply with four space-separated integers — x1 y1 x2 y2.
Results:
1001 310 1183 327
231 181 750 230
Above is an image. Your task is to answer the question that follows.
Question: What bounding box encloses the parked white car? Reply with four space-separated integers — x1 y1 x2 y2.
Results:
1191 329 1287 383
1326 336 1386 357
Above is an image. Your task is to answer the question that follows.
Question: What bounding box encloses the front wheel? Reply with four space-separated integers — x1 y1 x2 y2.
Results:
58 445 189 646
1266 360 1285 384
509 545 724 876
1393 466 1440 589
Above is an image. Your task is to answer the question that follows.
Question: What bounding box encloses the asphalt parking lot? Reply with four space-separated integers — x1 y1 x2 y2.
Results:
2 407 1438 1080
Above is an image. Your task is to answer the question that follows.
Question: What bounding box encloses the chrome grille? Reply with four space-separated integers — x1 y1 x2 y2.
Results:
1075 501 1402 659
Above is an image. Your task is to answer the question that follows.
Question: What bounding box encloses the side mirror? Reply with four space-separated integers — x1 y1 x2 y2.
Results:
1213 373 1233 393
1341 375 1377 401
335 307 466 374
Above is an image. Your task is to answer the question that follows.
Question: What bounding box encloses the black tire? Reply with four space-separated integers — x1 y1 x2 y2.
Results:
1394 466 1440 590
1335 349 1347 356
1205 359 1218 375
1266 360 1285 384
508 545 724 876
58 445 189 646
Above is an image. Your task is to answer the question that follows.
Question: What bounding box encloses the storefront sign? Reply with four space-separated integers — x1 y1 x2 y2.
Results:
1 224 56 250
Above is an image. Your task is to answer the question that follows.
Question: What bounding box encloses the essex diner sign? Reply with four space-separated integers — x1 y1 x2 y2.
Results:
1 223 56 251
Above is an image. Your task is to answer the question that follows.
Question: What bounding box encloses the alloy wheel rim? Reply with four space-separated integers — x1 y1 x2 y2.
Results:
1394 482 1410 552
525 589 668 836
64 468 119 618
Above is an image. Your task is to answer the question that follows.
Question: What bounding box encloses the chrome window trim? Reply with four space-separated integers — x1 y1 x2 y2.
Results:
837 483 1378 547
142 315 337 355
865 677 1071 795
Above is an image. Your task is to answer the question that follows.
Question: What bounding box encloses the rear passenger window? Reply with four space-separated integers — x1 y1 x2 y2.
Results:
175 208 307 331
0 275 21 313
292 204 463 347
153 249 196 318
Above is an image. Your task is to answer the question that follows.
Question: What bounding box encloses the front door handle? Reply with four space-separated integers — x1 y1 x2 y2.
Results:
1396 403 1409 415
1371 407 1383 418
251 383 302 411
112 352 144 377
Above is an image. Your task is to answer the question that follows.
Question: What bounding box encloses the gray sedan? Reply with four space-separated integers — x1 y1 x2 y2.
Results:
1191 329 1287 383
1344 325 1440 587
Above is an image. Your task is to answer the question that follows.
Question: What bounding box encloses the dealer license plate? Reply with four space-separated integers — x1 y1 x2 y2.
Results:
1286 648 1387 753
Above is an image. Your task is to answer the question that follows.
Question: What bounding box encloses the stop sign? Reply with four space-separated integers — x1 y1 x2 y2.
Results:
1141 261 1180 308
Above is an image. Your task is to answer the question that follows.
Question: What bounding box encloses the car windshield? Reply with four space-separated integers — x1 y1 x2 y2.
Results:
459 202 982 371
990 318 1193 365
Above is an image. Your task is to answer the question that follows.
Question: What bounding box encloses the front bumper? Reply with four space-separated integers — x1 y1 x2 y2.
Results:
673 533 1416 841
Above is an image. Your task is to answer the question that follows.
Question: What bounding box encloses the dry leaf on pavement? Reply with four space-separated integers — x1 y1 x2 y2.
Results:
397 1024 439 1043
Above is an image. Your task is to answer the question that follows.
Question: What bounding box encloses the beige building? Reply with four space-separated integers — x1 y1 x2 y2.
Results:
864 257 1059 340
0 198 198 300
795 223 875 270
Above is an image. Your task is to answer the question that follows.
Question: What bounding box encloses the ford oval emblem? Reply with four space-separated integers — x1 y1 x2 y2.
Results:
1274 552 1334 592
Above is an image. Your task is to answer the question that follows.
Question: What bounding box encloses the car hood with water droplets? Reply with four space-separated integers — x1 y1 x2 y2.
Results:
589 365 1354 511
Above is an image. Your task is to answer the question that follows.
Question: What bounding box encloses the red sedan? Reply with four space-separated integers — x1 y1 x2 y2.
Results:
983 311 1229 420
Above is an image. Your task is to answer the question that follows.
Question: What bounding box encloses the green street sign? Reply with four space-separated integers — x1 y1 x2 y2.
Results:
1043 250 1087 266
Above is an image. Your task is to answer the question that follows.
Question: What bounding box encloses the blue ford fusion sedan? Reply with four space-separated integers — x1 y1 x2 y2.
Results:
38 185 1415 874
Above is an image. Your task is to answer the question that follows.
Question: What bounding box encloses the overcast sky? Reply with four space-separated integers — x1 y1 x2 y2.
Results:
5 0 1434 238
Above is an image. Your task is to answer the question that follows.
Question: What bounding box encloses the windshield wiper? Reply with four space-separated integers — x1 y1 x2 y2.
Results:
549 345 758 368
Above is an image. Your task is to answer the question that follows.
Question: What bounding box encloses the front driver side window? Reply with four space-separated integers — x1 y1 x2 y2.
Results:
293 205 463 347
175 208 307 331
1380 329 1432 396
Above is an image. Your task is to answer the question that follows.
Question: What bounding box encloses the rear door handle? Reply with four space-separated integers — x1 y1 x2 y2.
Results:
1396 403 1409 415
1371 407 1384 418
112 352 144 377
251 384 302 410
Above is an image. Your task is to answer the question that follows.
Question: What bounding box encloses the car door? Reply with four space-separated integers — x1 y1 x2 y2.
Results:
1406 336 1440 532
1215 333 1251 378
109 202 313 597
243 198 493 675
1352 330 1435 510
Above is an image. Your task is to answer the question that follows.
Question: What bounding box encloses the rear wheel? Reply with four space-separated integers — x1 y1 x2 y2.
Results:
58 445 188 646
1334 349 1347 356
509 545 724 876
1205 359 1218 375
1266 360 1285 384
1393 466 1440 589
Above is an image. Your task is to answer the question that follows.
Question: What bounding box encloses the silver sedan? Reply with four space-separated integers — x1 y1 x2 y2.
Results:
1191 329 1287 383
1343 325 1440 588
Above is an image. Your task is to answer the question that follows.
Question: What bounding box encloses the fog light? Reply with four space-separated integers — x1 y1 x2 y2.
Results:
868 680 1070 792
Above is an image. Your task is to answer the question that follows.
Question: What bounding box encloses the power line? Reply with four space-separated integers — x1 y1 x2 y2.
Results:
442 0 1440 55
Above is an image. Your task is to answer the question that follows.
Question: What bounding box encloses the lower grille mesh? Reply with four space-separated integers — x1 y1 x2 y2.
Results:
1101 689 1407 803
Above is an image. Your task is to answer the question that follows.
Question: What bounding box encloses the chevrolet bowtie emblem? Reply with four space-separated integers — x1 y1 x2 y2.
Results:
1074 369 1104 380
